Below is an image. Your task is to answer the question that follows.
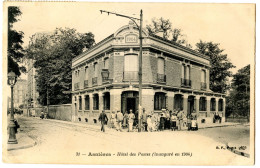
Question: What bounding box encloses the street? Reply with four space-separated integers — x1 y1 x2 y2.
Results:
4 116 251 165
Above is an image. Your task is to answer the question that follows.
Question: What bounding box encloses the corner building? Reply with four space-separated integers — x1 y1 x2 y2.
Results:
71 22 225 124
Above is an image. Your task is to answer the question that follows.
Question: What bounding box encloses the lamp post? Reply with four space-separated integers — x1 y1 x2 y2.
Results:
7 71 18 144
100 10 143 132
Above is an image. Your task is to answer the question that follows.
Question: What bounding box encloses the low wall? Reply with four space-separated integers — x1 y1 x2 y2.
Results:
48 104 72 121
25 104 72 122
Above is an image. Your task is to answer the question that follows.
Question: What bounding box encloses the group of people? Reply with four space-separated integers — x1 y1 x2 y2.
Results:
98 108 198 132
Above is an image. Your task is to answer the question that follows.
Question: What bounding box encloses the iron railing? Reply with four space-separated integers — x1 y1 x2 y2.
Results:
74 82 79 91
181 78 191 87
157 73 166 83
84 80 88 88
92 77 98 86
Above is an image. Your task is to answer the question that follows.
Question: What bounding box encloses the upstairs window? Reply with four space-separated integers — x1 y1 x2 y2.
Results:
94 62 98 77
124 54 138 72
104 57 109 69
157 57 165 75
85 66 89 80
201 69 206 83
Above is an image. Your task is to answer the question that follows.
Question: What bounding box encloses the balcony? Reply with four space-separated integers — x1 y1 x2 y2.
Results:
181 78 191 87
157 73 166 83
74 82 79 91
201 82 207 90
84 80 88 88
123 71 138 81
101 69 111 83
92 77 98 86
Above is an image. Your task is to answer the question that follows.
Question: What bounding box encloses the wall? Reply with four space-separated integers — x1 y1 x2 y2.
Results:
48 104 72 121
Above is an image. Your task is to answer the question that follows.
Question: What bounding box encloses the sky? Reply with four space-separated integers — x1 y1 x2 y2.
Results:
6 2 255 79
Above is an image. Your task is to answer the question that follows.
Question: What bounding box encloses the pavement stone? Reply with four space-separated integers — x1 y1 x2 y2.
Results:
7 131 36 151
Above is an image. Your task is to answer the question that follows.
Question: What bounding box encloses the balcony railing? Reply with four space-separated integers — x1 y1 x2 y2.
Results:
101 69 110 83
181 78 191 87
123 71 138 81
92 77 98 86
201 82 207 90
74 82 79 91
84 80 88 88
157 73 166 83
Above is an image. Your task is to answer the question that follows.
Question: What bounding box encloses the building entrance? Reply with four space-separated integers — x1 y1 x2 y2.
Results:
121 91 139 114
127 98 136 113
187 96 195 115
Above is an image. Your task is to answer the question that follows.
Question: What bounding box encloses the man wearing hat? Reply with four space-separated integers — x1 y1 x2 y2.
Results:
98 110 108 132
116 110 123 131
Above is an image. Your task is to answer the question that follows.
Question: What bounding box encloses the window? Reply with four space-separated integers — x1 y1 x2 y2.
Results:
124 54 138 72
79 96 82 110
154 92 166 110
201 69 206 83
104 57 109 69
210 98 216 111
157 57 165 75
103 92 110 110
218 99 223 111
85 95 90 110
174 94 183 110
199 97 207 111
85 66 88 80
93 94 99 110
94 62 98 77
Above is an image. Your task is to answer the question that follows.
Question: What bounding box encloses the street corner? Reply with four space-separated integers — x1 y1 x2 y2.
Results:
7 133 37 151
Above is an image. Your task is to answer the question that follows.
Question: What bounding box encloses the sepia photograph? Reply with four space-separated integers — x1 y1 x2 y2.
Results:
1 1 255 166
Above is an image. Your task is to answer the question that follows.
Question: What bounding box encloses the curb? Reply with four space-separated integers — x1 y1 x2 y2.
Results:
198 123 242 129
7 134 37 151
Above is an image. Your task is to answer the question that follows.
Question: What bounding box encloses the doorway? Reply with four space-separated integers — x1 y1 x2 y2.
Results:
188 96 195 115
127 98 136 113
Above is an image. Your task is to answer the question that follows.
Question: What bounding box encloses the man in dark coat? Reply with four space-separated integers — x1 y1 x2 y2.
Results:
98 110 108 132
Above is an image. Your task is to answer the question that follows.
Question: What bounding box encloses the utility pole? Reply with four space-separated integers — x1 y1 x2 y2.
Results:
100 10 143 132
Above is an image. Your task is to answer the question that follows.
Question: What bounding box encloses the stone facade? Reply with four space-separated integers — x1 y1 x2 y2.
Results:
71 23 225 125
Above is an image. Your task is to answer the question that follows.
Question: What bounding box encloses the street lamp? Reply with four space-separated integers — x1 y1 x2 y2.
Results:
100 10 143 132
7 71 18 144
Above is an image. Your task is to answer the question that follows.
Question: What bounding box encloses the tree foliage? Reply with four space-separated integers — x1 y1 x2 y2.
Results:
26 28 95 105
226 65 250 119
8 6 25 76
195 41 235 93
146 17 192 48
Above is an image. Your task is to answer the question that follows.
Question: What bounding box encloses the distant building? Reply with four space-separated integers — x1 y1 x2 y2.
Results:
13 79 27 109
26 58 40 108
71 22 226 124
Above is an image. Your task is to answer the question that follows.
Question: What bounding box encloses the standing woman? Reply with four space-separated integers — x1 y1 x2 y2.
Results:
123 111 128 129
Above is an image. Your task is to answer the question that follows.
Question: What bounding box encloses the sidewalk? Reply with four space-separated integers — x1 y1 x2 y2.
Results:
7 131 36 151
198 122 242 129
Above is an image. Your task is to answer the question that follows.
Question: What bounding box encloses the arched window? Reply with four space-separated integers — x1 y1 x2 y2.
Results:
210 98 216 111
199 97 207 111
154 92 166 110
79 96 82 110
218 99 223 111
103 92 110 110
85 66 88 80
93 94 99 110
85 95 90 110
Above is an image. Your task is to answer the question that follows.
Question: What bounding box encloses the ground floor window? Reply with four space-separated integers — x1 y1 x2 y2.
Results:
218 99 223 111
79 96 82 110
210 98 216 111
199 97 207 111
174 94 183 110
154 92 166 110
103 92 110 110
85 95 90 110
93 94 99 110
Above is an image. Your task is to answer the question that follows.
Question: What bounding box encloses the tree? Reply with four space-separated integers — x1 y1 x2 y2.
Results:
226 65 250 120
195 41 235 93
146 17 192 48
26 28 95 105
8 6 26 76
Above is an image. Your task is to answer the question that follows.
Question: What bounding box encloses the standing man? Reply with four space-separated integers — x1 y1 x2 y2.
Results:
110 111 116 128
142 108 148 131
116 110 123 131
177 109 184 131
98 110 108 132
128 109 135 132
